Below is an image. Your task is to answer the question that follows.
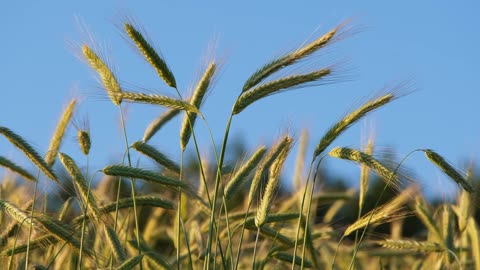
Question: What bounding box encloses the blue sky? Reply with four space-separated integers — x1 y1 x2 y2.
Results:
1 1 479 198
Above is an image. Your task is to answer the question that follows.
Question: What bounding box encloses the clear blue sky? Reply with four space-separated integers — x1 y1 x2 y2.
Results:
1 1 479 198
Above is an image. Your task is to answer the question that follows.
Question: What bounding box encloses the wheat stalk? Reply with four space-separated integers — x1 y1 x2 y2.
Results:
45 98 76 167
0 127 57 182
124 23 176 88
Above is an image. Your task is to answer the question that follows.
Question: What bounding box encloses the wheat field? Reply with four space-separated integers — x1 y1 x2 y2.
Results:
0 19 479 270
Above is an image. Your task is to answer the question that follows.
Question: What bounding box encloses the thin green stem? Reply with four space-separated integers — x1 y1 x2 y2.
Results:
252 226 261 270
118 105 143 270
25 170 40 269
78 157 91 270
204 114 233 270
291 160 315 270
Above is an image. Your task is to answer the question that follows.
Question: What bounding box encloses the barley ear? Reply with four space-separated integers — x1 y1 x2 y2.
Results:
225 146 266 201
180 62 216 150
379 239 444 253
45 98 76 166
423 149 473 193
82 45 122 105
0 156 36 182
124 23 176 88
242 26 338 91
293 130 308 191
0 127 57 182
441 204 455 264
314 93 394 158
143 108 180 142
77 130 91 155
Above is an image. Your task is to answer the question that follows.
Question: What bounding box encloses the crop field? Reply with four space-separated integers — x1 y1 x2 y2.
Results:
0 19 479 270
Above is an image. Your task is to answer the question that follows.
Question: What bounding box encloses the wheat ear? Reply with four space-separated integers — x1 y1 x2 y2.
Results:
102 165 190 191
379 239 444 252
243 26 338 91
143 108 180 142
329 147 398 187
82 45 122 105
359 135 374 215
255 139 292 228
0 156 36 182
423 149 473 193
0 127 57 182
120 91 199 113
117 255 144 270
414 196 442 242
1 235 58 256
224 146 266 201
314 93 394 158
59 153 102 221
78 130 91 155
45 98 76 166
233 69 330 115
180 62 216 150
131 141 180 174
104 224 127 262
124 23 176 88
248 135 292 205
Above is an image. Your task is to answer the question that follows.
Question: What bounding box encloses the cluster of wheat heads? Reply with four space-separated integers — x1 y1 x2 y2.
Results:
0 19 479 270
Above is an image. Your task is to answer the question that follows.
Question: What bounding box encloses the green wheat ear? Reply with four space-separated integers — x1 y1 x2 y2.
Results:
124 22 177 88
0 126 58 183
